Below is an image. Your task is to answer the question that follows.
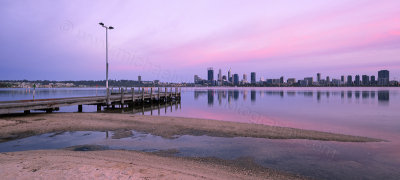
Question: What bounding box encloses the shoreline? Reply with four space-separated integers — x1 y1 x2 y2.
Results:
0 113 384 179
0 113 382 143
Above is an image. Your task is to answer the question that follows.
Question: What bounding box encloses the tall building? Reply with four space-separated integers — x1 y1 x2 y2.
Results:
251 72 256 84
317 73 321 83
378 70 389 86
243 74 248 83
218 69 222 81
326 76 330 83
371 75 376 85
207 67 214 84
233 74 239 86
362 75 370 86
228 68 232 83
347 75 353 86
341 76 345 83
355 75 360 86
280 76 284 84
138 75 142 82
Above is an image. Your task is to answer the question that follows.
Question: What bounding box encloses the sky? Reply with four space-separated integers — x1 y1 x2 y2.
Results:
1 0 400 82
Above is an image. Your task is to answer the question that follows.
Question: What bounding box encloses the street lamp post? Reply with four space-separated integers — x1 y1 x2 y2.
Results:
99 22 114 106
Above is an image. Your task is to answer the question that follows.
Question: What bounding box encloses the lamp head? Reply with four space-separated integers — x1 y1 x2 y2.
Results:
99 22 104 26
109 26 114 29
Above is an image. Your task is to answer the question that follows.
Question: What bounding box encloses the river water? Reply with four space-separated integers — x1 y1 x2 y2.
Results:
0 87 399 179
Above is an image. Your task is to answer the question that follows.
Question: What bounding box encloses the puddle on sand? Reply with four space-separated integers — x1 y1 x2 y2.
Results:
0 130 399 180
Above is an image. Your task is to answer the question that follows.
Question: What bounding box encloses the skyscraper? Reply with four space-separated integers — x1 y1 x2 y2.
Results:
233 74 239 86
207 67 214 85
341 76 345 83
228 68 232 83
218 69 222 85
371 75 376 85
138 75 142 82
355 75 360 86
280 76 284 84
362 75 370 86
251 72 256 84
317 73 321 83
218 69 222 81
326 76 330 83
347 75 353 86
378 70 389 86
243 74 247 83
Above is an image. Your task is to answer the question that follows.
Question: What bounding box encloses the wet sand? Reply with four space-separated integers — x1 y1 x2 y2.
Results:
0 149 306 180
0 113 381 142
0 113 383 179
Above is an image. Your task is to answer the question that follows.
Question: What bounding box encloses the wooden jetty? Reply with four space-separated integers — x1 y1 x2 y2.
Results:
0 87 181 114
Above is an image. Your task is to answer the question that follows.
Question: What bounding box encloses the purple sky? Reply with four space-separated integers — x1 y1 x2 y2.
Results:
1 0 400 82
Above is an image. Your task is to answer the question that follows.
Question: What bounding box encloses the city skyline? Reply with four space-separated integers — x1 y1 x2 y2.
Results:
195 68 395 86
1 1 400 82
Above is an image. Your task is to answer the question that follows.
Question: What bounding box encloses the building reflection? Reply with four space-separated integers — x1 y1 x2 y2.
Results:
193 89 390 106
208 90 214 106
251 90 256 102
378 91 389 103
233 90 239 101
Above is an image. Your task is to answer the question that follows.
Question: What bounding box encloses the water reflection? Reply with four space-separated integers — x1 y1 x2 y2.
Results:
194 89 390 105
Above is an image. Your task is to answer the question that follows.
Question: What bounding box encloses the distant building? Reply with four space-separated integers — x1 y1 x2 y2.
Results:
218 69 222 83
317 73 321 83
228 68 232 83
355 75 360 86
194 75 201 84
243 74 248 84
332 79 341 86
378 70 389 86
341 76 345 83
251 72 256 84
207 67 214 85
280 76 284 84
347 75 353 86
287 78 296 85
362 75 369 86
233 74 239 86
371 75 376 85
138 75 142 82
304 77 313 86
326 76 330 84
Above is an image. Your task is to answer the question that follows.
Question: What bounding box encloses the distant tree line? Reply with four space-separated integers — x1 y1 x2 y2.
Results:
0 80 159 87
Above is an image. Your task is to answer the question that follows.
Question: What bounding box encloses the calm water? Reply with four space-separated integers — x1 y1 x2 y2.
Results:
1 87 400 179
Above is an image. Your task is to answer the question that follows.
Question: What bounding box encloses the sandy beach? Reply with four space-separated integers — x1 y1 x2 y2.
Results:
0 113 382 179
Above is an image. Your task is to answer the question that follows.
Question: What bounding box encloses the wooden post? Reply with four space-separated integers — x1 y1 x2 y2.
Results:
97 104 101 111
158 87 160 101
121 88 124 105
170 87 172 98
165 87 167 101
175 87 177 97
142 87 145 102
150 87 153 102
131 87 135 102
78 105 83 112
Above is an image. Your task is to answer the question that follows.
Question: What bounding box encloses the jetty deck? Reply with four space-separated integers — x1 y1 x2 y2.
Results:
0 87 181 114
